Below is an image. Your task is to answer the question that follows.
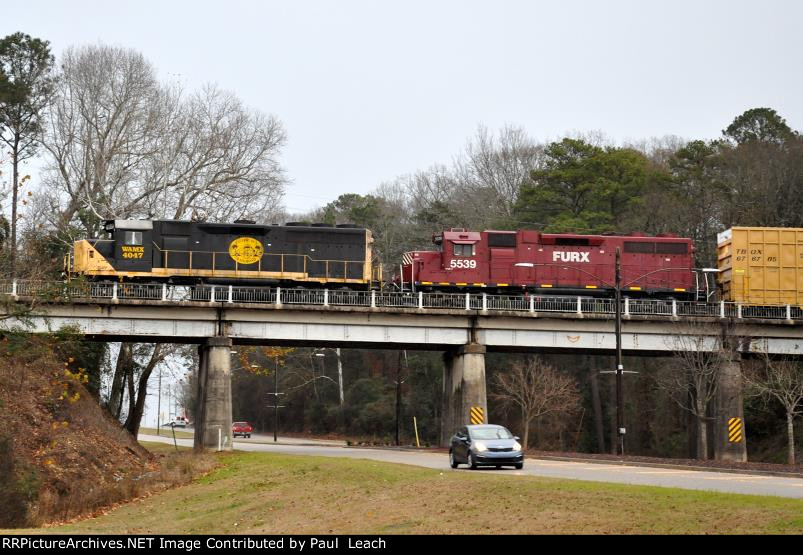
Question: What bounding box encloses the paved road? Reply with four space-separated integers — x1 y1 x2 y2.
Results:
139 434 803 499
151 429 346 447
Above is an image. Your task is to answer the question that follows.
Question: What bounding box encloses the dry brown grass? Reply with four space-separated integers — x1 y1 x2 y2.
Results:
12 452 803 535
0 334 217 527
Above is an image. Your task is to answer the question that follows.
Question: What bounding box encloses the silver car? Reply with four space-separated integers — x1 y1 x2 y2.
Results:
449 424 524 470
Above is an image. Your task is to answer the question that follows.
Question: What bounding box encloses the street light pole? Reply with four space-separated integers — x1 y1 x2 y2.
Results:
263 356 284 443
157 366 162 436
395 352 402 446
615 247 625 456
517 255 693 456
273 356 279 443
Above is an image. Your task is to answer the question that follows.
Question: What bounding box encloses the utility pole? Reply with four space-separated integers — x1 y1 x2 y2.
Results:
395 352 402 446
394 350 409 446
274 360 279 442
266 356 285 442
615 247 625 456
157 366 162 436
600 249 646 456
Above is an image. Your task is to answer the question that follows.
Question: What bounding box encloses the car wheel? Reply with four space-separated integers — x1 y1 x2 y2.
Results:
468 452 478 470
449 450 458 469
247 434 251 438
514 463 523 470
495 465 501 470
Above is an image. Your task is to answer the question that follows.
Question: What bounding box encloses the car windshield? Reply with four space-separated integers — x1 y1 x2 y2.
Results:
469 427 513 440
233 422 249 426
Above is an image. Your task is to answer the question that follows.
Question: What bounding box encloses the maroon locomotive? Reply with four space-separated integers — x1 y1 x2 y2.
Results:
399 229 699 299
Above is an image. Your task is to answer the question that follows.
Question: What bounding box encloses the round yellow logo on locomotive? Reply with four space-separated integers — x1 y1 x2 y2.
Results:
229 237 264 265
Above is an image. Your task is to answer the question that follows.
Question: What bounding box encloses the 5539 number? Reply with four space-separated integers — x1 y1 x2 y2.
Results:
449 259 476 269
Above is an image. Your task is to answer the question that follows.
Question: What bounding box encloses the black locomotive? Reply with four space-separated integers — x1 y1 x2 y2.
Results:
68 219 375 288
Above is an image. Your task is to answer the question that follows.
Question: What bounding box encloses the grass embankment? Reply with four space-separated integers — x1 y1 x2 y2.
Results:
10 451 803 535
139 427 194 440
0 331 218 528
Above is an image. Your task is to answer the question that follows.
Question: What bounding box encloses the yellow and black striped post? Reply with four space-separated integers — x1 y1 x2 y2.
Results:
728 417 744 443
470 406 485 425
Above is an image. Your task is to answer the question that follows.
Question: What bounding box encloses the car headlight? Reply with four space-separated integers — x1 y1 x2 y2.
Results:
513 441 522 451
473 441 488 452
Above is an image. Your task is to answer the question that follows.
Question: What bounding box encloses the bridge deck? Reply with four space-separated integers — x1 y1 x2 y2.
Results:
1 283 800 355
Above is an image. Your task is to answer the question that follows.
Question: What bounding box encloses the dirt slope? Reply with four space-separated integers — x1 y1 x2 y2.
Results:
0 336 156 527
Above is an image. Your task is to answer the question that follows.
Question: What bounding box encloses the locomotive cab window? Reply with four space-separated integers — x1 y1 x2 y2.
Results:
124 231 143 246
453 243 475 257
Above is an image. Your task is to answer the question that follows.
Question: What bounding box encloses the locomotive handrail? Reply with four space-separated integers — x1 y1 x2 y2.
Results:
621 267 697 288
1 280 800 322
148 245 365 281
512 262 692 289
513 262 611 287
149 244 365 265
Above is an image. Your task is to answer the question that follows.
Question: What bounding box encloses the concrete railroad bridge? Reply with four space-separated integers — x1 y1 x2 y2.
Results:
2 281 801 460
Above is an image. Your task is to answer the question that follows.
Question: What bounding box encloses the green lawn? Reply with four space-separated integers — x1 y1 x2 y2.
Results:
138 440 192 454
139 427 195 440
7 451 803 534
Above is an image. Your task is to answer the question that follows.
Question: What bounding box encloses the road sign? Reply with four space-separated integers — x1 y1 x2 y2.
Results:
470 406 484 425
728 417 744 443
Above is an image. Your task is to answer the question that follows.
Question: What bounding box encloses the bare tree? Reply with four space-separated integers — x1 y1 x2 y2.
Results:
460 126 541 211
490 356 580 449
137 84 286 223
743 355 803 465
123 344 169 436
626 135 687 167
657 325 724 460
42 45 163 237
40 44 288 435
452 125 543 228
41 44 287 239
388 125 544 235
106 342 133 419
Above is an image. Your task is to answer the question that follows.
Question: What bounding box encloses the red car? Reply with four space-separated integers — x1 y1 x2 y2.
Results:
232 421 253 438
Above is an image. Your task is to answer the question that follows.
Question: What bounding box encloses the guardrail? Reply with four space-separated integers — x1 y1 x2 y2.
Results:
1 280 801 321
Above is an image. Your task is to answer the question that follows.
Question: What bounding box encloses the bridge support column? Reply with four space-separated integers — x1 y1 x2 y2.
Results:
714 353 747 462
441 343 487 447
194 337 233 452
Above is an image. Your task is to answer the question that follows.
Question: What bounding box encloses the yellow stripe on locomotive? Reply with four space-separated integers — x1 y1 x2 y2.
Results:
68 219 376 288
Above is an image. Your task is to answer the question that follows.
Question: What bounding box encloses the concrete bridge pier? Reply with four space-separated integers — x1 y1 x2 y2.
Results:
194 337 233 452
714 353 748 462
441 343 487 446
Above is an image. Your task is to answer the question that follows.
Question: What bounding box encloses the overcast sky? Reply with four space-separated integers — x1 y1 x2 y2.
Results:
4 0 803 214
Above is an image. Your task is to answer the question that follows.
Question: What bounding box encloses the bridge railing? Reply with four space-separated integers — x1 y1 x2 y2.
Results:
374 292 419 308
424 293 473 310
327 290 369 307
528 297 569 313
118 283 162 300
229 287 276 304
1 280 800 321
